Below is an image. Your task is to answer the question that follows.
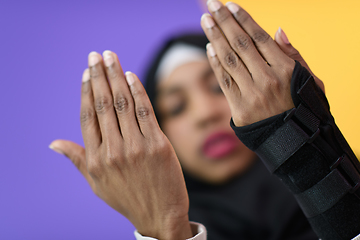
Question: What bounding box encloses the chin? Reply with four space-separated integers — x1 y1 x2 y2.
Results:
201 170 243 185
201 152 257 185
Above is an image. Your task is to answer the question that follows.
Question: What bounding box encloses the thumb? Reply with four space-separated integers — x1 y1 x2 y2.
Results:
49 139 96 190
274 27 325 92
275 27 312 73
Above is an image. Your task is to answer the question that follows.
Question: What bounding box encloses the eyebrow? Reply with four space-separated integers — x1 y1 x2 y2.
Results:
201 66 215 81
157 86 183 98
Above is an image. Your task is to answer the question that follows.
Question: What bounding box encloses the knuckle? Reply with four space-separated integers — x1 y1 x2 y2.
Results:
252 31 270 43
268 79 281 92
223 52 238 69
235 9 251 24
149 138 168 156
126 144 142 160
222 72 232 89
105 152 119 167
81 82 91 94
157 139 169 151
148 146 160 157
106 70 121 80
136 107 150 120
211 56 222 69
95 96 113 114
262 74 280 90
114 95 130 114
87 161 103 178
80 108 95 126
130 87 144 98
90 69 101 79
214 10 232 24
232 35 251 51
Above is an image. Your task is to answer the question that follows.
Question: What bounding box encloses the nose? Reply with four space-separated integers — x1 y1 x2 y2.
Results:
191 91 224 129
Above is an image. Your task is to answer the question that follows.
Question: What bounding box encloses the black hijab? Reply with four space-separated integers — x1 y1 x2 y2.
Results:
143 32 317 240
144 32 209 124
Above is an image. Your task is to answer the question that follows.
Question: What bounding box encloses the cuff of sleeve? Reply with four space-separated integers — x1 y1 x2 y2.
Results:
134 222 207 240
353 233 360 240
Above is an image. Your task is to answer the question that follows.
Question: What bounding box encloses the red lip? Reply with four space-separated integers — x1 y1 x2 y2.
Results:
202 131 240 160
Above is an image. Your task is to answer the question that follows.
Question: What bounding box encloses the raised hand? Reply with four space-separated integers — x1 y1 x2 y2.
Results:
201 0 324 127
50 51 192 240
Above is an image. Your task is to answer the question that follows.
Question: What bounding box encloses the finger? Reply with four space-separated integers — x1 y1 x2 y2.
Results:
274 28 325 92
206 0 268 75
88 52 121 144
201 13 252 88
274 28 312 73
80 68 101 151
225 2 288 66
49 139 96 191
125 71 160 138
206 43 246 126
102 50 141 139
206 43 240 99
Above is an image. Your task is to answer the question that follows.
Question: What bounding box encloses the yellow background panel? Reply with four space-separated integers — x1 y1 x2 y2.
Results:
219 0 360 154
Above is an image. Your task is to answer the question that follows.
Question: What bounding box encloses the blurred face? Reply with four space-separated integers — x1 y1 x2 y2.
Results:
156 59 257 184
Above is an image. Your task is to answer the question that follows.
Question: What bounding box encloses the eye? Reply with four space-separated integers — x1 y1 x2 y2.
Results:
168 101 186 117
208 75 223 94
211 83 223 94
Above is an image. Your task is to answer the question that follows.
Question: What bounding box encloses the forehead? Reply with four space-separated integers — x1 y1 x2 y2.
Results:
155 43 207 82
157 59 212 91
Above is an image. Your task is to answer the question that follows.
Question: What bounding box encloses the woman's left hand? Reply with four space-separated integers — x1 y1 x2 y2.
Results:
201 1 322 127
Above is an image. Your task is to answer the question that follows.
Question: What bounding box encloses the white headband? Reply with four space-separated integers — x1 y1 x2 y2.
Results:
155 43 207 82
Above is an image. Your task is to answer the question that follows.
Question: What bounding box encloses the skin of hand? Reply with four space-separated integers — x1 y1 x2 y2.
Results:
201 0 324 127
49 51 192 240
274 27 325 92
48 2 325 237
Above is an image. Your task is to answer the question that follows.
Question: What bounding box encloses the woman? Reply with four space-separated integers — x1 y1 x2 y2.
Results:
143 32 317 239
49 1 360 239
50 32 318 240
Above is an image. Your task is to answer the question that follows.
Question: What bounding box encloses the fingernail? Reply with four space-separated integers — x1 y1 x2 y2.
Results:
82 68 90 82
206 43 217 57
49 145 64 155
125 71 135 85
103 50 114 67
226 2 240 14
201 13 215 29
207 0 222 12
88 51 99 67
279 27 290 44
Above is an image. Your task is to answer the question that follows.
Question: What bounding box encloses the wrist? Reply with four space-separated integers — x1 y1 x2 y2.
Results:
138 214 193 240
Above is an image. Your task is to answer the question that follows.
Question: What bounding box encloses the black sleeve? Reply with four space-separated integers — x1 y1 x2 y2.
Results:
231 61 360 240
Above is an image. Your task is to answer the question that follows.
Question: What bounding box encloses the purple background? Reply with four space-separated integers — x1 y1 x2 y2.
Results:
0 0 203 239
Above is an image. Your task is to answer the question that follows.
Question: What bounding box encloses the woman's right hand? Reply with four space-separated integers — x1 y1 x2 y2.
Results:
201 1 324 127
50 51 192 240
